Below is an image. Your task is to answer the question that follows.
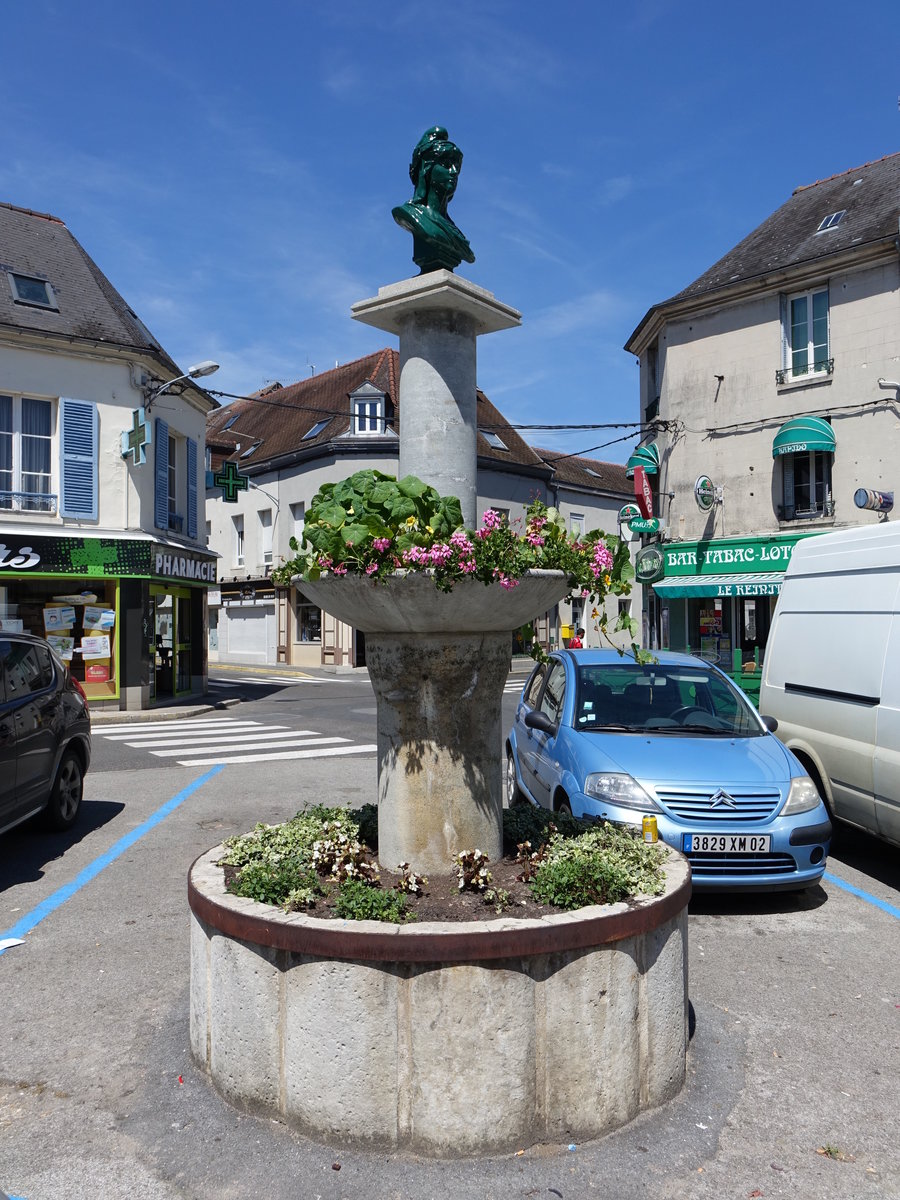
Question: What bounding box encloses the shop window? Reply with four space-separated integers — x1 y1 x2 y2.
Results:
0 578 118 701
296 598 321 642
0 394 54 512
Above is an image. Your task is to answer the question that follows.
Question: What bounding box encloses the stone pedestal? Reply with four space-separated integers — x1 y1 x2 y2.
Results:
352 271 520 528
298 571 570 872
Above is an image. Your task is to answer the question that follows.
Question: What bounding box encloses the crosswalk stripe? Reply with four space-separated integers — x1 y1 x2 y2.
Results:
100 723 268 741
114 729 317 749
175 743 377 766
96 718 262 735
150 735 350 758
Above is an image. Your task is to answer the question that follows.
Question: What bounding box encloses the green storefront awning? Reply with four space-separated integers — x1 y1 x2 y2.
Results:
772 416 835 458
625 441 660 478
653 572 785 598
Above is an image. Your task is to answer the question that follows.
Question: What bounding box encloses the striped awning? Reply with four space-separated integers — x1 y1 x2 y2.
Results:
653 572 785 598
625 441 660 478
772 416 835 458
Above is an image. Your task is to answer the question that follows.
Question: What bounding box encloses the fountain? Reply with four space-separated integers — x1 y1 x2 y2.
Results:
189 128 690 1155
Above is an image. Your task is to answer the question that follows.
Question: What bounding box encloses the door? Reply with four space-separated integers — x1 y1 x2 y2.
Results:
529 659 568 809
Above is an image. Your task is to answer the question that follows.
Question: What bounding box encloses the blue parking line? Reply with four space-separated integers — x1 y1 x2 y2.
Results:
824 871 900 919
0 765 224 956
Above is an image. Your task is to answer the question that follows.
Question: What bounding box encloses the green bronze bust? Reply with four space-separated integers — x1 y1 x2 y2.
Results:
392 126 475 274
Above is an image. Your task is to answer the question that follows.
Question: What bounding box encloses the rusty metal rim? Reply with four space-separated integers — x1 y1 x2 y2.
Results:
188 850 691 964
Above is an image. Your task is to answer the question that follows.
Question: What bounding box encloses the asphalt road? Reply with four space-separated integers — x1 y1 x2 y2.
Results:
1 666 898 1200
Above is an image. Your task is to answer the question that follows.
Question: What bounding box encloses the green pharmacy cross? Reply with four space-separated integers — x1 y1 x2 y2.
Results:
121 407 152 465
213 460 250 503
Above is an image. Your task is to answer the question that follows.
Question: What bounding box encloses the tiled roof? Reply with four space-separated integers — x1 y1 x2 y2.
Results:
0 201 179 372
673 152 900 301
207 348 550 475
533 448 631 496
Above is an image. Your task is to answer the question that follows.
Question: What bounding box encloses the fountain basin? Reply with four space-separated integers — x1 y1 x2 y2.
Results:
189 847 690 1156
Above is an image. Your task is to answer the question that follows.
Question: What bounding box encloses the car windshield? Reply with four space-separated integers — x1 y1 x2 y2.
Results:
574 663 764 737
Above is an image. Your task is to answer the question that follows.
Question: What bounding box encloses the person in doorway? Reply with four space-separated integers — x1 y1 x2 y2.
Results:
569 627 585 649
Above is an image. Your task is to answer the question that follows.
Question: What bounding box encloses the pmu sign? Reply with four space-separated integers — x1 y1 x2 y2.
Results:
633 465 654 519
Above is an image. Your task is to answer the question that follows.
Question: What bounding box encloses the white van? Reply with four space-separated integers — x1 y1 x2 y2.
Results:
758 522 900 848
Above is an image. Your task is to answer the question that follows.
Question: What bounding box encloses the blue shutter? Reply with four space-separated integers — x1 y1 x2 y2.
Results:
59 398 98 519
186 437 198 539
154 418 169 530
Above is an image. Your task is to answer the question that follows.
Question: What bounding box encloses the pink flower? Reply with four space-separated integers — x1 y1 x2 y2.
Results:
365 562 379 575
372 537 391 553
331 563 348 576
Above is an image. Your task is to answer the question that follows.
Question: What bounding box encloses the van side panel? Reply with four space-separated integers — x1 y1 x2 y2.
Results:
874 613 900 845
760 558 900 833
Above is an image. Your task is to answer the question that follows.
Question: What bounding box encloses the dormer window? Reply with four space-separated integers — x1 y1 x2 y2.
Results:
350 383 387 436
8 272 57 310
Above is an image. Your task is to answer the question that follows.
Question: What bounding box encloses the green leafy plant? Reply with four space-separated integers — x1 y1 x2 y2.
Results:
269 469 643 659
334 879 414 923
395 863 429 895
483 887 512 913
530 823 667 910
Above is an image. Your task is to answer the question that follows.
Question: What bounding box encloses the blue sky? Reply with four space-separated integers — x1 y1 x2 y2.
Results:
2 0 897 463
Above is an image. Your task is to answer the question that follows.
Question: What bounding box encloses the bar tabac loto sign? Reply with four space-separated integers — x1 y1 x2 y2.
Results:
660 534 813 576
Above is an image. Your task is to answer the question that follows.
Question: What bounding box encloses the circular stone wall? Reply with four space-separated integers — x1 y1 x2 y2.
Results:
189 848 690 1157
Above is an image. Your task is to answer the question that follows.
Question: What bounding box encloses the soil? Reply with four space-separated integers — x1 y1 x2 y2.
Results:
223 853 568 923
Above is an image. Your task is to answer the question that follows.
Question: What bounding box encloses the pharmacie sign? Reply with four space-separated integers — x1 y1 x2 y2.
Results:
152 548 217 583
661 534 813 576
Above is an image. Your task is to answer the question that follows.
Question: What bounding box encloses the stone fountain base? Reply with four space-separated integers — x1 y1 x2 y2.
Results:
189 849 690 1157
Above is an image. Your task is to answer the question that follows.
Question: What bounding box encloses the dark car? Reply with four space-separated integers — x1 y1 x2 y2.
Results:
0 632 91 834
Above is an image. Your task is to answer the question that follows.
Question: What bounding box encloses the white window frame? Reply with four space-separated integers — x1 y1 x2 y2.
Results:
233 514 244 566
290 500 306 544
570 512 585 538
259 508 273 565
0 392 56 513
782 286 830 382
353 397 384 436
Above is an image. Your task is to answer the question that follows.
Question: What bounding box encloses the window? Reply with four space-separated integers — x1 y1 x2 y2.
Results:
240 440 262 459
816 211 845 232
781 450 833 520
290 501 305 543
295 596 321 642
780 287 831 382
0 394 54 512
259 509 273 565
3 641 54 696
303 419 330 441
481 430 508 451
539 661 567 724
168 434 177 525
570 512 585 538
645 342 660 420
7 272 57 310
353 398 384 435
205 520 211 546
222 413 240 432
233 515 244 566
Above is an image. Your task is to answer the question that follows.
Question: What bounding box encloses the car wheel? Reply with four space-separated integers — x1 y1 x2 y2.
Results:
506 750 525 806
555 795 572 817
42 751 84 831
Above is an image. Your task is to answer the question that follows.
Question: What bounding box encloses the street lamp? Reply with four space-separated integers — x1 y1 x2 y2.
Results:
146 360 219 410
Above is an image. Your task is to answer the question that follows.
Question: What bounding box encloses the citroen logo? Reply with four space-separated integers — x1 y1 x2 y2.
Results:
709 788 738 809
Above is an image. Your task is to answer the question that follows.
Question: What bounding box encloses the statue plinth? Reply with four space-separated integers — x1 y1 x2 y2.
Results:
352 273 520 528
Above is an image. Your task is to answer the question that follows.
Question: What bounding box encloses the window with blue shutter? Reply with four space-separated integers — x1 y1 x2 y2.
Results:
186 438 198 539
154 418 169 530
59 398 98 520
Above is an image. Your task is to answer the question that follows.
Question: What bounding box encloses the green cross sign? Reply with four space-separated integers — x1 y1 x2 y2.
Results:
213 460 249 503
121 407 152 465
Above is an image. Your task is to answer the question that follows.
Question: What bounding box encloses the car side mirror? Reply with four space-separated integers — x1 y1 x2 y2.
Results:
760 714 778 733
525 710 558 736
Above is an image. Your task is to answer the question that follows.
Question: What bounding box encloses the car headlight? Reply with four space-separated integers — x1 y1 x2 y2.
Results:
584 772 661 812
782 775 821 816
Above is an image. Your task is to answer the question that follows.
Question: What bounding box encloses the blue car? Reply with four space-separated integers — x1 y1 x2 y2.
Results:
506 649 831 891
